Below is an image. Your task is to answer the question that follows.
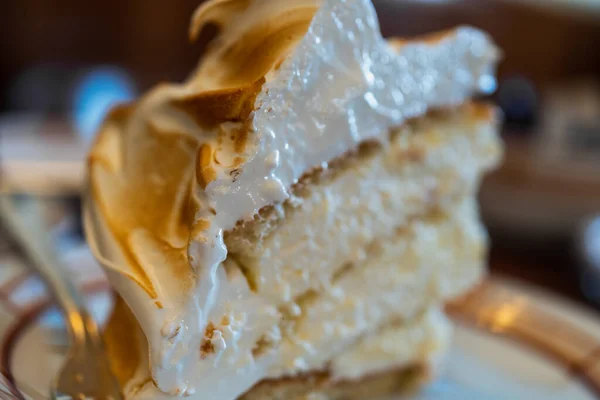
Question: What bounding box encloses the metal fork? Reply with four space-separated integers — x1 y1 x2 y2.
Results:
0 194 123 400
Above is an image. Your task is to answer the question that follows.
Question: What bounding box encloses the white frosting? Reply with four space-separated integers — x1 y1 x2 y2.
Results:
85 0 500 398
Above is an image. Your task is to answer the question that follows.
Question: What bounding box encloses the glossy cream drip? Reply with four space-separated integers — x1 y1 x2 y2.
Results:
86 0 499 397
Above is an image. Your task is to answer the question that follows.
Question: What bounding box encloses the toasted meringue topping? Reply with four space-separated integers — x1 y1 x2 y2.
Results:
85 0 499 398
189 0 319 89
171 78 265 128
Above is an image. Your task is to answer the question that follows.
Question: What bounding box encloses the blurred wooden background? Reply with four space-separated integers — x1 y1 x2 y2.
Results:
1 0 599 112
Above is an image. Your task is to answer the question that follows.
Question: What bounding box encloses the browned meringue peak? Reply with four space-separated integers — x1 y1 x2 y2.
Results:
170 0 320 130
88 99 198 298
170 77 266 129
188 0 320 89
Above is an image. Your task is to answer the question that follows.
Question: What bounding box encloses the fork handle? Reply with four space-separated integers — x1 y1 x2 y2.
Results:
0 195 98 345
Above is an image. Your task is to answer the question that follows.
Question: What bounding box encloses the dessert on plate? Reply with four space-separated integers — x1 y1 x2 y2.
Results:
84 0 502 398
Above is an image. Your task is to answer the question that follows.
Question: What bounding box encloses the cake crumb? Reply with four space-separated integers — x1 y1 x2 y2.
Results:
200 322 216 359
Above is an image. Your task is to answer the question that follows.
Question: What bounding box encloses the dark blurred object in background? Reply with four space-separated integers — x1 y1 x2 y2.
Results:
497 76 539 130
578 215 600 307
7 64 72 114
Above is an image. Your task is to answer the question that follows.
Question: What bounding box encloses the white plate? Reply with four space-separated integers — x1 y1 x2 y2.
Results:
1 247 600 399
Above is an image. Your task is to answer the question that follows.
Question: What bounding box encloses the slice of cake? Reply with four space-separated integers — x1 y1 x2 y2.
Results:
85 0 502 399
